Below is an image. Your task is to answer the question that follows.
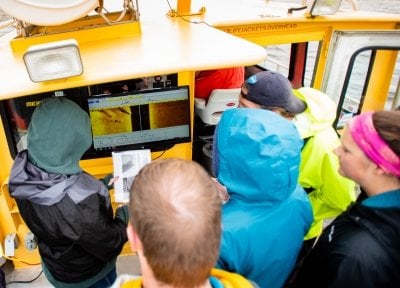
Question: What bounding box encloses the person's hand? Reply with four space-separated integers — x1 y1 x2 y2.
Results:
101 174 119 189
115 205 129 225
211 177 230 204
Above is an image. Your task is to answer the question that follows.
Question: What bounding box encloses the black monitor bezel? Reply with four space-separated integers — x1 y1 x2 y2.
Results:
86 85 192 157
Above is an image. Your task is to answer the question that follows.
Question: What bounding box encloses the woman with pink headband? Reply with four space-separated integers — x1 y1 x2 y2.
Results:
290 110 400 288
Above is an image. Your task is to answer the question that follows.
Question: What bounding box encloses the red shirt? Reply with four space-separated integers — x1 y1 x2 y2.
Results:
195 67 244 100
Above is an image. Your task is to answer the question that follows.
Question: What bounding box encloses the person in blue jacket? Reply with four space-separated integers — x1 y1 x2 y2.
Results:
212 108 313 288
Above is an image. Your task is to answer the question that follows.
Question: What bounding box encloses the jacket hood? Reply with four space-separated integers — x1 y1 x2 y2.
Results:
110 268 254 288
358 190 400 252
293 87 337 139
27 97 92 175
213 108 303 203
9 150 108 206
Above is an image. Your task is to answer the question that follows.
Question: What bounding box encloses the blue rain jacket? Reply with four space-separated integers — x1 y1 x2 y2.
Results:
213 108 313 288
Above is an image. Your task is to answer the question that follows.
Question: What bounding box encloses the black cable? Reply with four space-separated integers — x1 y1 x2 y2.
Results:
288 5 308 14
6 270 43 285
152 149 167 160
165 0 213 27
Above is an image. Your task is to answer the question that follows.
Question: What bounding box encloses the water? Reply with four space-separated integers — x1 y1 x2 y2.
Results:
1 0 399 28
276 0 400 14
341 0 400 13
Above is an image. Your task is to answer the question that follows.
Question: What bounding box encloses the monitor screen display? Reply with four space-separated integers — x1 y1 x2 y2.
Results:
0 83 191 159
87 86 191 154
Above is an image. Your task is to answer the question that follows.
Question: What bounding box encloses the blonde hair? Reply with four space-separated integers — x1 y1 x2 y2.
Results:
129 158 221 287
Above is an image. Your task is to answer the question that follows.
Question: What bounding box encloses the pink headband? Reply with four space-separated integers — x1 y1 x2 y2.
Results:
349 112 400 177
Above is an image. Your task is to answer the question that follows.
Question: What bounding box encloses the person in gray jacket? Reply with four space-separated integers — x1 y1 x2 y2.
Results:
9 97 128 288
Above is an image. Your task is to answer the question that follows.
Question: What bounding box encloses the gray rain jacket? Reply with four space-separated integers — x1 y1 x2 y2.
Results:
8 97 127 284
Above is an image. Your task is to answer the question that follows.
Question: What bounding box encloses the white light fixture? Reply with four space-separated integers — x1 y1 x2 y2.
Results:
23 39 83 83
307 0 342 17
0 0 99 26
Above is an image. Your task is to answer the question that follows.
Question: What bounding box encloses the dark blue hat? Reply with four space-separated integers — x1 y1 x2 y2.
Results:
246 71 306 114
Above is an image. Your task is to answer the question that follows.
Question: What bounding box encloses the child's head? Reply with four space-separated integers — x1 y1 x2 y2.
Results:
27 97 92 174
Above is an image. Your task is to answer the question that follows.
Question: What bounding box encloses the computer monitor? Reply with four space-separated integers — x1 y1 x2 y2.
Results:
0 84 191 159
87 86 191 155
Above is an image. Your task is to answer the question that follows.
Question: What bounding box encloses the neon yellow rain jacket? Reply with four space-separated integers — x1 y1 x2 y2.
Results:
294 87 356 239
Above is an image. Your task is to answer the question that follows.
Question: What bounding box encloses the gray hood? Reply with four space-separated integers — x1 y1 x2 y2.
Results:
9 151 108 206
27 97 92 175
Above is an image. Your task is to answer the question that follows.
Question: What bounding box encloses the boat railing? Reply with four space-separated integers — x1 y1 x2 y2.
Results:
0 19 13 36
261 54 313 85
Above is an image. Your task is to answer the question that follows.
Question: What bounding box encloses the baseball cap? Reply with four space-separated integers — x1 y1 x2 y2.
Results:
245 71 306 114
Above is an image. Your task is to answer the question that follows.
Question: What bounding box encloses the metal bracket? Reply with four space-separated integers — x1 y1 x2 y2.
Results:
4 233 18 257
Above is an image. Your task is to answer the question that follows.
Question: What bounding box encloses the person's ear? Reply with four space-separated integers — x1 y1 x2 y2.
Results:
127 223 142 252
239 96 260 109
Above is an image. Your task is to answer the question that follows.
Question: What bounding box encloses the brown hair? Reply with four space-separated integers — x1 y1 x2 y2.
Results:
372 110 400 157
129 158 221 287
263 106 297 119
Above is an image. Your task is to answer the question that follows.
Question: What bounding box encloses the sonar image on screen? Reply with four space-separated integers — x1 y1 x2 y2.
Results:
87 86 191 152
